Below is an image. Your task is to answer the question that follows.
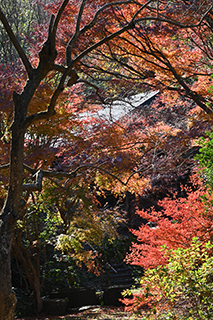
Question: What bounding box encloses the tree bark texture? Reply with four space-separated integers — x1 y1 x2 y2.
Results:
0 221 17 320
0 125 24 319
12 244 43 313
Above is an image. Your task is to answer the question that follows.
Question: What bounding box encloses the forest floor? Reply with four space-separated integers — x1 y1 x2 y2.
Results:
16 306 144 319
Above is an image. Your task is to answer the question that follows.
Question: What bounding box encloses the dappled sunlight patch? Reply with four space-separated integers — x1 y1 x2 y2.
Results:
16 306 144 320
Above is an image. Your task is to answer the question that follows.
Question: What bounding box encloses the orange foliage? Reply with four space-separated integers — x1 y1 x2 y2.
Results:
0 1 213 198
126 183 213 269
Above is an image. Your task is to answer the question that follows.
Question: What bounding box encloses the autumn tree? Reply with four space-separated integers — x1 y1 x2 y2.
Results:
122 130 213 316
85 0 213 115
0 0 213 319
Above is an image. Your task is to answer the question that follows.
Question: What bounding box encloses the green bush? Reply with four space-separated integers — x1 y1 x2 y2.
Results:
195 130 213 188
123 239 213 320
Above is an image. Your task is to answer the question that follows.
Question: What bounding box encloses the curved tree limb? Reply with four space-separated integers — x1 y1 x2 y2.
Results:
66 0 136 65
22 69 67 128
77 78 106 103
22 163 153 192
154 46 213 114
134 3 213 29
0 163 10 170
0 7 33 76
51 0 70 52
66 0 87 66
72 20 136 67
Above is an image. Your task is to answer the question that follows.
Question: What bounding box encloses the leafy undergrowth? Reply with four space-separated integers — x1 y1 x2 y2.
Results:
16 306 144 320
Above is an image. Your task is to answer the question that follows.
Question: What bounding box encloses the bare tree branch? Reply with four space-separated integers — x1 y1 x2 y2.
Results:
22 163 153 192
134 4 213 28
52 64 66 73
72 2 213 69
0 163 10 170
154 47 213 114
23 170 43 192
22 68 68 128
77 78 106 103
66 0 87 66
66 0 136 65
131 0 153 21
51 0 70 52
72 20 136 67
0 7 33 75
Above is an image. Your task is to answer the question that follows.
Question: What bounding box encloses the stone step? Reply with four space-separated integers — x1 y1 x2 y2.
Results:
110 267 132 273
110 272 132 278
110 278 135 286
106 261 135 287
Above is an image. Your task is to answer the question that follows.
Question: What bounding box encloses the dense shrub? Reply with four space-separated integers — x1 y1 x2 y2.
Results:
123 239 213 319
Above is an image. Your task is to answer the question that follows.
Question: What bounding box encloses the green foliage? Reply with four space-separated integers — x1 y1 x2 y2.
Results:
195 130 213 188
98 236 133 265
0 0 49 64
123 239 213 319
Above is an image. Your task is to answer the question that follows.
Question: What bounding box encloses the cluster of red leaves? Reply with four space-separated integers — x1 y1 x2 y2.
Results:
121 173 213 314
126 180 213 270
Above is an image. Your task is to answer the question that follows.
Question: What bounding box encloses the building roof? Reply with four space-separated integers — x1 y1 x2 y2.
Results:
81 91 159 122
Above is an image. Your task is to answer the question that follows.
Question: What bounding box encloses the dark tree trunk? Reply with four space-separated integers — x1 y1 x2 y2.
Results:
0 219 17 320
12 245 44 313
0 124 25 319
0 33 56 318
